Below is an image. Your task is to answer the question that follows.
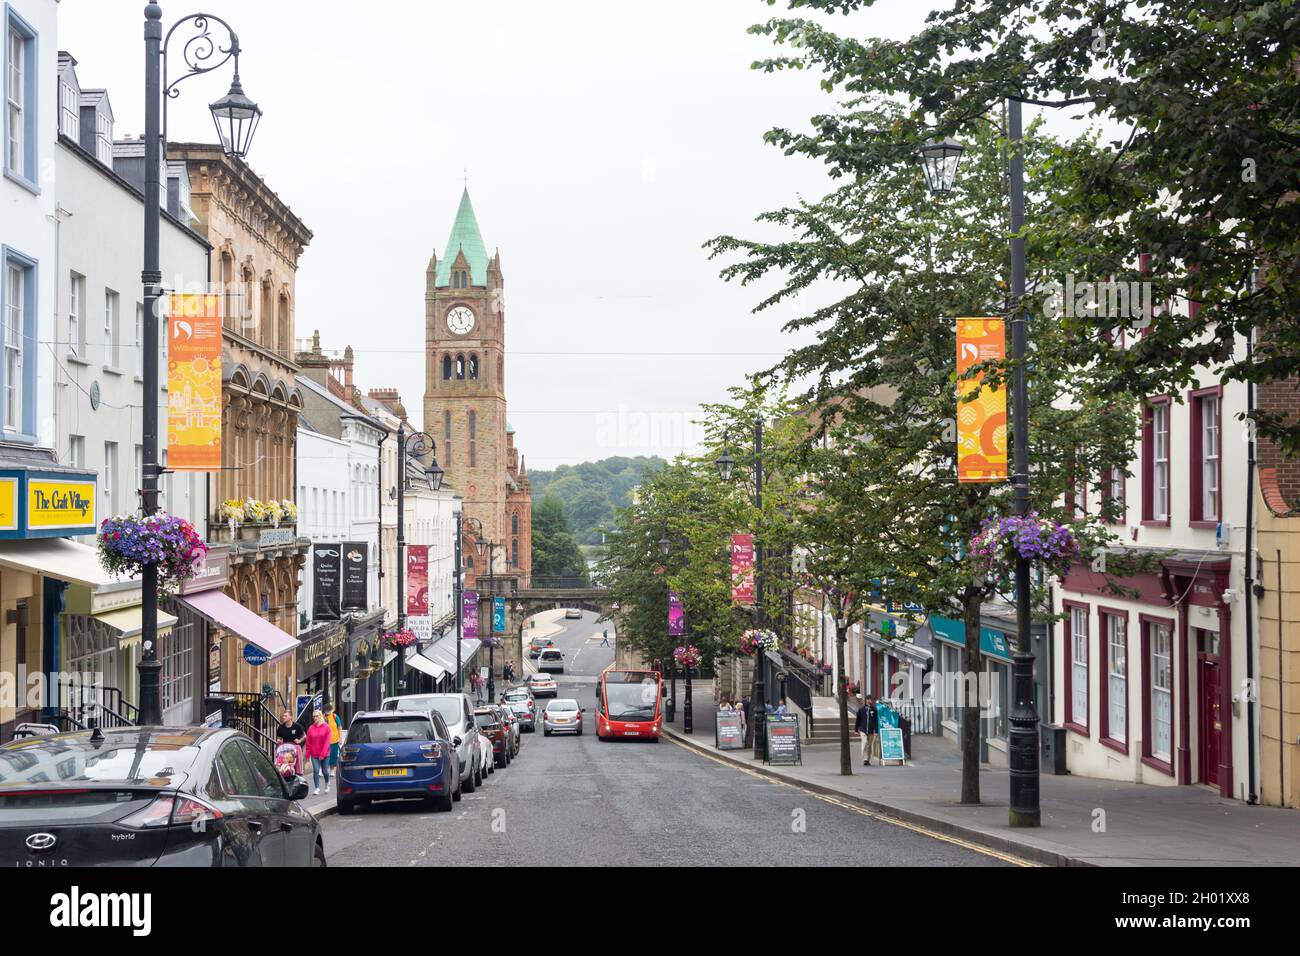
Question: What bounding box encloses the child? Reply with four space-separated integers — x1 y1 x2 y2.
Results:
275 742 300 779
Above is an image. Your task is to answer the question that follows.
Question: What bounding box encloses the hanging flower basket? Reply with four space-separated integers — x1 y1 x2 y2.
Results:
281 499 298 523
739 629 778 656
969 511 1081 581
673 644 701 670
383 628 417 649
98 513 207 595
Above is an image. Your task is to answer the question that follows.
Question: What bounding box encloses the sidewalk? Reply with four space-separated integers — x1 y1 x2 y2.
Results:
662 683 1300 867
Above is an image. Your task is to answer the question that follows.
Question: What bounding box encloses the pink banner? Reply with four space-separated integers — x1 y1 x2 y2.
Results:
669 591 685 637
406 545 429 616
731 533 755 605
462 589 479 641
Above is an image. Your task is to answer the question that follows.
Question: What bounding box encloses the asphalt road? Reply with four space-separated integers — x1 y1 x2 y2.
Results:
321 610 1009 867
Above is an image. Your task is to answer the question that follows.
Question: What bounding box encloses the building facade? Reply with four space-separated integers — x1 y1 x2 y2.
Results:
423 188 531 592
169 141 312 705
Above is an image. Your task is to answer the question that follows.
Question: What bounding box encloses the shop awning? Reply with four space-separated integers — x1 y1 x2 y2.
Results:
177 589 300 663
0 537 127 589
406 651 447 681
460 638 482 666
93 606 177 647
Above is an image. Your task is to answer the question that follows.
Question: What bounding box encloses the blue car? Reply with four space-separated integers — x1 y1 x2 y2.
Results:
337 710 460 814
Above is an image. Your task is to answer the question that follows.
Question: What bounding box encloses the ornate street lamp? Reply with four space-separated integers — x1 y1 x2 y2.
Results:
426 457 444 492
714 430 736 482
919 137 965 196
207 68 261 158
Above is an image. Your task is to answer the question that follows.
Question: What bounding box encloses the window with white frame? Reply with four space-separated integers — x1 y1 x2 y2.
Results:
134 445 143 503
103 442 118 515
1152 403 1170 520
68 434 84 468
6 21 28 177
1149 622 1172 760
1106 614 1127 744
60 79 78 139
3 259 24 431
69 273 85 356
1200 394 1220 521
1071 606 1088 727
104 290 120 367
95 110 112 166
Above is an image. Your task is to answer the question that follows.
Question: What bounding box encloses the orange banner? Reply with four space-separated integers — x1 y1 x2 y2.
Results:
167 293 222 471
956 317 1007 483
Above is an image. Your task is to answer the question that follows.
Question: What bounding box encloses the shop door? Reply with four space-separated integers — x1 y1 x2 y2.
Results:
1198 654 1221 787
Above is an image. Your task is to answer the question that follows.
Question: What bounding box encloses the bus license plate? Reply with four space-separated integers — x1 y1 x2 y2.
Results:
623 731 640 736
371 768 409 778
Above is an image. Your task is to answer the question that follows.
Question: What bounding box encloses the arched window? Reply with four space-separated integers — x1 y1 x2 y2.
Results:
221 253 236 329
512 538 518 567
511 512 518 535
469 354 478 380
442 354 452 380
468 411 476 467
277 293 291 358
456 354 465 379
261 279 273 349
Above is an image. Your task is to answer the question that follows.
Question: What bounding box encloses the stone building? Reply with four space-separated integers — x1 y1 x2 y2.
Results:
169 141 313 705
423 188 531 591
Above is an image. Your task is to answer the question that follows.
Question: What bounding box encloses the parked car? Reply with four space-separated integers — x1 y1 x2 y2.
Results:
381 693 482 793
538 648 565 674
526 673 558 698
474 708 512 768
337 711 459 815
564 609 582 619
0 726 324 867
542 699 585 737
493 704 521 756
503 692 537 732
477 732 494 777
527 637 554 659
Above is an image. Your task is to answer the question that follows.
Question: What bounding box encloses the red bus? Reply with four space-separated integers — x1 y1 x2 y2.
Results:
595 669 663 741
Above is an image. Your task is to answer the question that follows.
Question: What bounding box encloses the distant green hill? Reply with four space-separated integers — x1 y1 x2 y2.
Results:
530 456 665 545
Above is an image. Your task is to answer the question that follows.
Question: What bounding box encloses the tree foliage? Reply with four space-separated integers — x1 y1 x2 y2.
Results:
530 457 666 545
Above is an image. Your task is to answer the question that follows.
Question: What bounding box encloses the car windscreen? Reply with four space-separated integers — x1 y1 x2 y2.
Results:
348 719 434 743
473 714 499 729
547 701 578 712
540 651 562 660
603 679 660 722
0 740 196 788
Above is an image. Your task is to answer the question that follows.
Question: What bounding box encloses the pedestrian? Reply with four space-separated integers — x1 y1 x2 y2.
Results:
600 628 610 647
323 703 344 778
737 696 749 735
772 696 790 717
305 709 333 795
472 670 485 705
275 709 305 747
855 694 880 766
719 697 734 712
504 660 515 683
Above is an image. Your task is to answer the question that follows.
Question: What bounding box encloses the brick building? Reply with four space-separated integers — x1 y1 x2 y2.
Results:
423 188 531 591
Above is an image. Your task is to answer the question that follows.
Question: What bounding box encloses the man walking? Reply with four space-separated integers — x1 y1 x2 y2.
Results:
600 628 611 647
855 694 880 766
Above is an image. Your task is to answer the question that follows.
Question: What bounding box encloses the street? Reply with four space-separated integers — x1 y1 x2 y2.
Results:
321 611 1011 866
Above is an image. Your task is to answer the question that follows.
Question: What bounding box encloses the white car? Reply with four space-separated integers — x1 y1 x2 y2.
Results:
543 699 584 736
538 648 565 674
477 731 494 777
564 609 582 619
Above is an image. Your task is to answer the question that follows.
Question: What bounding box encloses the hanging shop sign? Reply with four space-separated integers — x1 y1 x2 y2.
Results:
342 541 368 610
955 317 1008 483
167 292 223 472
312 544 342 622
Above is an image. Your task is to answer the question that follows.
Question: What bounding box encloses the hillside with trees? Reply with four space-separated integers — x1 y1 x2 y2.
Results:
531 497 590 585
529 456 665 544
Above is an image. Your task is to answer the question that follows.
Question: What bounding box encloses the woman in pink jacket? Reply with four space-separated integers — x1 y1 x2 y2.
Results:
304 710 333 795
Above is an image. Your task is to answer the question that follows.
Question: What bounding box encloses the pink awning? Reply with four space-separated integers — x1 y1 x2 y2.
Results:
178 589 300 663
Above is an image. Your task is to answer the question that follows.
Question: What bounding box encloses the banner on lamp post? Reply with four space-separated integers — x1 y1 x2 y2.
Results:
167 293 222 471
955 317 1008 483
731 533 755 605
668 590 685 637
492 596 506 634
462 590 479 641
406 545 429 616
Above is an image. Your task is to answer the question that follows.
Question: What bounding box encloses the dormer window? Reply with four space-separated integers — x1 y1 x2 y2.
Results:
451 268 468 289
95 110 112 165
60 78 79 139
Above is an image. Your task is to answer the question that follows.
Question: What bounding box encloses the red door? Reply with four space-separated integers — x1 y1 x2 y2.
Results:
1198 655 1220 787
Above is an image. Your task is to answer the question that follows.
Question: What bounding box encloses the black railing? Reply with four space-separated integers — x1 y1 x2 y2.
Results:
222 691 282 746
100 687 139 725
229 716 277 754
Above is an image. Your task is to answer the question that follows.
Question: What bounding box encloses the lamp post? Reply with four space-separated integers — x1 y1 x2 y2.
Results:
465 516 498 702
393 425 441 644
717 424 767 759
920 102 1041 828
139 5 260 726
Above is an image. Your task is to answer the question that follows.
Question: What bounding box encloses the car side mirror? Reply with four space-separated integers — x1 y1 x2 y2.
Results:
453 736 462 746
288 776 310 801
580 708 587 713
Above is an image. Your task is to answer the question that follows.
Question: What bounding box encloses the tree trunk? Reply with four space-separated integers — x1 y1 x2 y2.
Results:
836 622 852 776
961 591 982 804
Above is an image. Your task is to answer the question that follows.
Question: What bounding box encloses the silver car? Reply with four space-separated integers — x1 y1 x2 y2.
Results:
381 693 484 792
542 698 585 736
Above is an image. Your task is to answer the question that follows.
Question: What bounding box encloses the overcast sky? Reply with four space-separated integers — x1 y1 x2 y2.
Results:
58 0 944 470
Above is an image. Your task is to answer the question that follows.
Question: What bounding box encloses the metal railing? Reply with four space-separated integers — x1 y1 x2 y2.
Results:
222 691 283 745
229 716 277 754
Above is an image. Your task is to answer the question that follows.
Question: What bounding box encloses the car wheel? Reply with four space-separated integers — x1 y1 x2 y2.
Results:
313 841 327 867
437 786 454 812
544 728 551 737
452 777 463 802
474 762 483 787
337 799 356 815
464 766 476 793
578 727 583 736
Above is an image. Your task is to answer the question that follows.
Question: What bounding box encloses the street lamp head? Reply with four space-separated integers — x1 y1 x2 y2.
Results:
919 136 965 196
426 458 444 492
714 429 736 482
209 54 261 159
475 535 486 557
658 533 671 557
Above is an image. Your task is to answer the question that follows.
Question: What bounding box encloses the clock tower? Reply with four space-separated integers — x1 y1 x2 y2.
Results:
424 188 531 590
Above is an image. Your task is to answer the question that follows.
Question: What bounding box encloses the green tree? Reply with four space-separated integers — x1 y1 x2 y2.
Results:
531 496 589 584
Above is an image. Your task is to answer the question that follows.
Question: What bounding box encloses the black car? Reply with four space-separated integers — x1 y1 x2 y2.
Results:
0 726 325 867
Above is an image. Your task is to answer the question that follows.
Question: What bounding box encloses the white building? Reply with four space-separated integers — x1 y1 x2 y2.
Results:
51 53 210 536
1053 344 1252 800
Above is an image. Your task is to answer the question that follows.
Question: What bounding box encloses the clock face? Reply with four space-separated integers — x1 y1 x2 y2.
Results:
447 307 476 335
